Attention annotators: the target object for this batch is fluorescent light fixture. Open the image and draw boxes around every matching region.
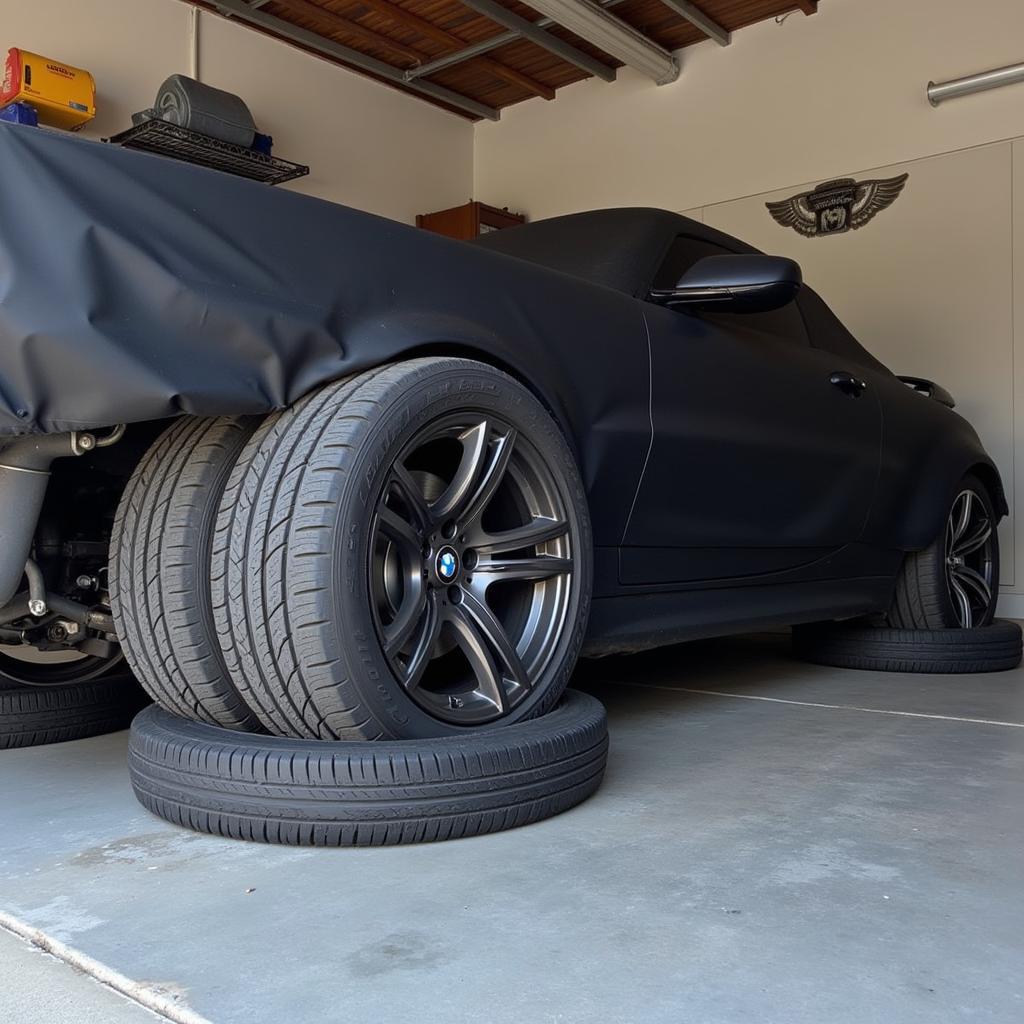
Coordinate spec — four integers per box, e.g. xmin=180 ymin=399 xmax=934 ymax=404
xmin=524 ymin=0 xmax=680 ymax=85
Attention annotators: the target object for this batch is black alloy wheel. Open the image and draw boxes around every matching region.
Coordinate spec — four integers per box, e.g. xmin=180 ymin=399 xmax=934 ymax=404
xmin=212 ymin=358 xmax=593 ymax=741
xmin=943 ymin=487 xmax=995 ymax=628
xmin=888 ymin=474 xmax=1000 ymax=631
xmin=370 ymin=413 xmax=575 ymax=726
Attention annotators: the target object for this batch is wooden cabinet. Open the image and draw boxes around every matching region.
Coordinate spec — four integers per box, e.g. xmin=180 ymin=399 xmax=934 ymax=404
xmin=416 ymin=201 xmax=525 ymax=240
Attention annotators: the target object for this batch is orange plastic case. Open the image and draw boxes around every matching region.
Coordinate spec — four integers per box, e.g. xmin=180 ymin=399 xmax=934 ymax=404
xmin=0 ymin=48 xmax=95 ymax=130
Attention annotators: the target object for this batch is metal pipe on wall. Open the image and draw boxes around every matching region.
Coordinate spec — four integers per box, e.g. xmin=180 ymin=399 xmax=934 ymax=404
xmin=928 ymin=61 xmax=1024 ymax=106
xmin=189 ymin=5 xmax=200 ymax=80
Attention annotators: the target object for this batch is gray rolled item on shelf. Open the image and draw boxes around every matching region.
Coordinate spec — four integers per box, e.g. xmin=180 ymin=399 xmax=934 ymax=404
xmin=154 ymin=75 xmax=256 ymax=147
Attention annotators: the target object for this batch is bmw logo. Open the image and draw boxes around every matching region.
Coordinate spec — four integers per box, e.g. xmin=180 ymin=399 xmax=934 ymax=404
xmin=436 ymin=547 xmax=459 ymax=582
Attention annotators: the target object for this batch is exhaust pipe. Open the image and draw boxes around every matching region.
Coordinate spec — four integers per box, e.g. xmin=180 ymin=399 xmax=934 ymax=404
xmin=0 ymin=430 xmax=105 ymax=608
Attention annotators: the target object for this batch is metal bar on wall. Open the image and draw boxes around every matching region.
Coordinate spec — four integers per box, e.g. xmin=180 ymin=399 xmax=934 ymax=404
xmin=928 ymin=62 xmax=1024 ymax=106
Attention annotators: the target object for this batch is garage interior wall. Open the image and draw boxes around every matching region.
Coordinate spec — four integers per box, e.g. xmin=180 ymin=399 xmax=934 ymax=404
xmin=474 ymin=0 xmax=1024 ymax=616
xmin=1 ymin=0 xmax=474 ymax=223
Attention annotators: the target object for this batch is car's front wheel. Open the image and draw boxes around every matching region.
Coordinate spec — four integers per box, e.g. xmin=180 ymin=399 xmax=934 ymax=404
xmin=888 ymin=473 xmax=998 ymax=630
xmin=213 ymin=357 xmax=593 ymax=740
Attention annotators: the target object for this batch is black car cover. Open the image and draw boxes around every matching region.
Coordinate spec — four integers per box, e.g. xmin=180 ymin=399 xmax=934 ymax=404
xmin=0 ymin=121 xmax=655 ymax=444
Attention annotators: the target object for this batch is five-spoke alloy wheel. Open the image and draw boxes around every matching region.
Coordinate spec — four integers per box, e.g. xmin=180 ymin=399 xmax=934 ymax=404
xmin=943 ymin=488 xmax=995 ymax=628
xmin=213 ymin=358 xmax=592 ymax=741
xmin=371 ymin=414 xmax=575 ymax=725
xmin=888 ymin=474 xmax=999 ymax=631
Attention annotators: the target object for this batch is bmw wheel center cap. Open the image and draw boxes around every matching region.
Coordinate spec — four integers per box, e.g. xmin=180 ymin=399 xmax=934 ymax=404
xmin=436 ymin=547 xmax=460 ymax=582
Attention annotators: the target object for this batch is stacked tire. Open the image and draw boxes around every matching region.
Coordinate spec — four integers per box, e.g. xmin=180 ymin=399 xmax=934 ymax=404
xmin=112 ymin=359 xmax=608 ymax=846
xmin=795 ymin=473 xmax=1022 ymax=673
xmin=0 ymin=672 xmax=148 ymax=750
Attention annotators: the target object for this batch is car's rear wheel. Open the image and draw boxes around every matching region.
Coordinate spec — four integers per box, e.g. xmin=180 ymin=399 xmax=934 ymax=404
xmin=213 ymin=357 xmax=592 ymax=740
xmin=888 ymin=474 xmax=999 ymax=630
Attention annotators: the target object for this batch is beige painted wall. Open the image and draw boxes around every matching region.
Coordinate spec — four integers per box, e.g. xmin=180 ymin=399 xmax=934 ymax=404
xmin=473 ymin=0 xmax=1024 ymax=220
xmin=2 ymin=0 xmax=474 ymax=222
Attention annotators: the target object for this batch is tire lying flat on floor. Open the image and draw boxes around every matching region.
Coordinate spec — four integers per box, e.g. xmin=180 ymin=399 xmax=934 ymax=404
xmin=0 ymin=675 xmax=148 ymax=749
xmin=128 ymin=689 xmax=608 ymax=846
xmin=793 ymin=619 xmax=1022 ymax=673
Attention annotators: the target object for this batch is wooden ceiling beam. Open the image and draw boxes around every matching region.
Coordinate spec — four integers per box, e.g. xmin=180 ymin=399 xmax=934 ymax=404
xmin=287 ymin=0 xmax=555 ymax=100
xmin=657 ymin=0 xmax=729 ymax=46
xmin=458 ymin=0 xmax=617 ymax=82
xmin=794 ymin=1 xmax=818 ymax=13
xmin=478 ymin=58 xmax=556 ymax=99
xmin=271 ymin=0 xmax=426 ymax=63
xmin=209 ymin=0 xmax=499 ymax=119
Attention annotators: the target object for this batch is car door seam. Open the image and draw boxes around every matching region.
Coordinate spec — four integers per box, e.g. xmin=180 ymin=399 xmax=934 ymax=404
xmin=620 ymin=310 xmax=655 ymax=545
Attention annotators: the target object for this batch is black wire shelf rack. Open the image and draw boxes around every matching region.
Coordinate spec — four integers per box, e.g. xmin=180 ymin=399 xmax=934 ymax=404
xmin=106 ymin=119 xmax=309 ymax=186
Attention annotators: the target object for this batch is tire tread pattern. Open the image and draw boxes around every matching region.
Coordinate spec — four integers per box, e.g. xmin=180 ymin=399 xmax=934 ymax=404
xmin=794 ymin=619 xmax=1022 ymax=673
xmin=127 ymin=690 xmax=608 ymax=846
xmin=213 ymin=358 xmax=590 ymax=741
xmin=1 ymin=676 xmax=148 ymax=749
xmin=111 ymin=417 xmax=261 ymax=729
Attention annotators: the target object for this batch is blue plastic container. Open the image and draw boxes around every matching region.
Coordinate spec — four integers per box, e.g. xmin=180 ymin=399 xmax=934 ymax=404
xmin=0 ymin=101 xmax=38 ymax=126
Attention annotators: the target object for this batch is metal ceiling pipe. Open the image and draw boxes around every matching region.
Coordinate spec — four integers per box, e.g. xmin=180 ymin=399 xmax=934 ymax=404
xmin=211 ymin=0 xmax=500 ymax=120
xmin=457 ymin=0 xmax=617 ymax=82
xmin=406 ymin=0 xmax=629 ymax=82
xmin=520 ymin=0 xmax=680 ymax=84
xmin=928 ymin=61 xmax=1024 ymax=106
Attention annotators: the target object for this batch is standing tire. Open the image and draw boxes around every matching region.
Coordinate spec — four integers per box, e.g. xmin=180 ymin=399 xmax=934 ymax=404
xmin=213 ymin=358 xmax=592 ymax=740
xmin=128 ymin=689 xmax=608 ymax=846
xmin=888 ymin=473 xmax=999 ymax=629
xmin=1 ymin=675 xmax=148 ymax=749
xmin=110 ymin=416 xmax=263 ymax=730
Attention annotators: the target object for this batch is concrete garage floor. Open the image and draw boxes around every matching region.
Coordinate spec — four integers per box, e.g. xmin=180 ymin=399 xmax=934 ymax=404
xmin=2 ymin=632 xmax=1022 ymax=1024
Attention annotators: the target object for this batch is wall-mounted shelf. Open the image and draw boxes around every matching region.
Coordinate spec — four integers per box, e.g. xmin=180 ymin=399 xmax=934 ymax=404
xmin=106 ymin=119 xmax=308 ymax=185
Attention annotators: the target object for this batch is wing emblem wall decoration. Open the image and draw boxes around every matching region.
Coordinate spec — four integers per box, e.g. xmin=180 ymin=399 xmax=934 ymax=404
xmin=766 ymin=173 xmax=909 ymax=237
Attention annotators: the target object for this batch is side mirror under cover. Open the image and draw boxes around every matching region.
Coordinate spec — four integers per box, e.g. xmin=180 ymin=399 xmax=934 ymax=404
xmin=650 ymin=254 xmax=802 ymax=314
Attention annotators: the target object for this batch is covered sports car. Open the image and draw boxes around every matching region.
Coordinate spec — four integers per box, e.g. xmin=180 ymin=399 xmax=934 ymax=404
xmin=0 ymin=122 xmax=1008 ymax=744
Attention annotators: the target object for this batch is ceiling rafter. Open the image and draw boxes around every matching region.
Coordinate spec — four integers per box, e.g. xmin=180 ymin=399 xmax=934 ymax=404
xmin=513 ymin=0 xmax=679 ymax=85
xmin=210 ymin=0 xmax=500 ymax=118
xmin=270 ymin=0 xmax=427 ymax=64
xmin=208 ymin=1 xmax=828 ymax=119
xmin=272 ymin=0 xmax=555 ymax=99
xmin=456 ymin=0 xmax=618 ymax=82
xmin=405 ymin=0 xmax=628 ymax=81
xmin=657 ymin=0 xmax=730 ymax=46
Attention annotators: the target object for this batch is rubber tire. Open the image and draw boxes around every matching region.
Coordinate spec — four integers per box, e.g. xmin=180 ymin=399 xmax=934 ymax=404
xmin=127 ymin=689 xmax=608 ymax=846
xmin=793 ymin=619 xmax=1022 ymax=673
xmin=0 ymin=675 xmax=149 ymax=749
xmin=212 ymin=358 xmax=592 ymax=740
xmin=111 ymin=416 xmax=263 ymax=731
xmin=888 ymin=474 xmax=999 ymax=629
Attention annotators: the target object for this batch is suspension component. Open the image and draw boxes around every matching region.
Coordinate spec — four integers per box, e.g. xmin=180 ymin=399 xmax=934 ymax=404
xmin=0 ymin=425 xmax=125 ymax=607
